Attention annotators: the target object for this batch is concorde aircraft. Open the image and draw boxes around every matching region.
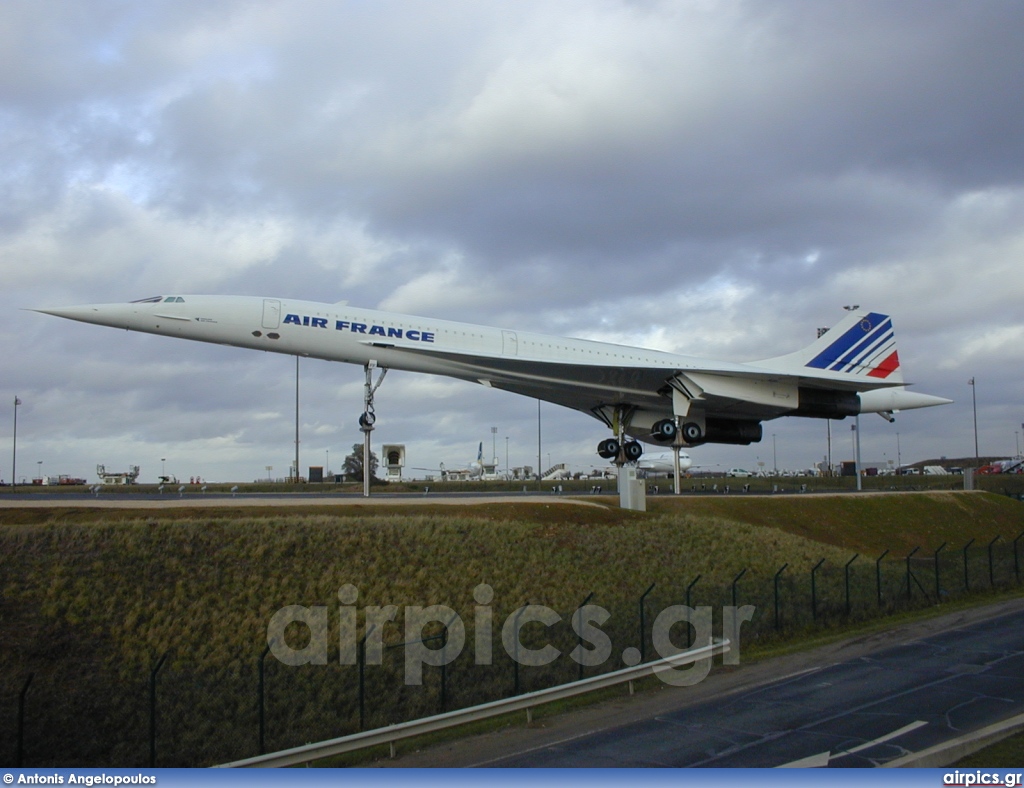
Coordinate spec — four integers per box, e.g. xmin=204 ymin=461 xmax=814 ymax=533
xmin=36 ymin=295 xmax=951 ymax=463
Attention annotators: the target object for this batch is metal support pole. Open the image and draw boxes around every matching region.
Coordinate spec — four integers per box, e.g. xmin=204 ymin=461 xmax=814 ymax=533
xmin=149 ymin=651 xmax=169 ymax=768
xmin=988 ymin=535 xmax=1002 ymax=587
xmin=774 ymin=564 xmax=788 ymax=630
xmin=811 ymin=559 xmax=825 ymax=621
xmin=17 ymin=673 xmax=32 ymax=767
xmin=638 ymin=583 xmax=655 ymax=663
xmin=685 ymin=575 xmax=701 ymax=648
xmin=577 ymin=592 xmax=594 ymax=681
xmin=963 ymin=538 xmax=975 ymax=592
xmin=844 ymin=554 xmax=859 ymax=617
xmin=906 ymin=547 xmax=920 ymax=601
xmin=876 ymin=549 xmax=890 ymax=608
xmin=258 ymin=643 xmax=271 ymax=754
xmin=934 ymin=543 xmax=947 ymax=602
xmin=294 ymin=356 xmax=300 ymax=483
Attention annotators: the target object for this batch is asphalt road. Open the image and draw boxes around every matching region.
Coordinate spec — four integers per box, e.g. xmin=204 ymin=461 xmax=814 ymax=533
xmin=384 ymin=598 xmax=1024 ymax=768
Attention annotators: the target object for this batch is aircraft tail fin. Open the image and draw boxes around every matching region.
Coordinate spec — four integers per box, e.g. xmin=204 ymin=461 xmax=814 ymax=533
xmin=477 ymin=442 xmax=483 ymax=462
xmin=761 ymin=310 xmax=904 ymax=385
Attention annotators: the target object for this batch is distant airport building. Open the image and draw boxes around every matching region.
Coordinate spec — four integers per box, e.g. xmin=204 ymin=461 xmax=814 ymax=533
xmin=382 ymin=444 xmax=406 ymax=481
xmin=96 ymin=464 xmax=140 ymax=485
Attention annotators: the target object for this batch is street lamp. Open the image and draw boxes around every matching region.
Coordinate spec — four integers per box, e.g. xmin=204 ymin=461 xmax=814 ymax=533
xmin=772 ymin=433 xmax=777 ymax=474
xmin=161 ymin=458 xmax=166 ymax=480
xmin=505 ymin=436 xmax=509 ymax=479
xmin=37 ymin=460 xmax=42 ymax=483
xmin=491 ymin=426 xmax=497 ymax=467
xmin=11 ymin=396 xmax=21 ymax=488
xmin=969 ymin=378 xmax=978 ymax=460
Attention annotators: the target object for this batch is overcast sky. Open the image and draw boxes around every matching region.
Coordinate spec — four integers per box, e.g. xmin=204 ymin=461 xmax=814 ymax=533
xmin=3 ymin=0 xmax=1023 ymax=484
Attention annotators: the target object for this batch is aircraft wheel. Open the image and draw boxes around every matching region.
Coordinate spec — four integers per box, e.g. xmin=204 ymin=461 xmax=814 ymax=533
xmin=681 ymin=421 xmax=704 ymax=444
xmin=651 ymin=418 xmax=677 ymax=443
xmin=623 ymin=440 xmax=644 ymax=462
xmin=597 ymin=438 xmax=620 ymax=460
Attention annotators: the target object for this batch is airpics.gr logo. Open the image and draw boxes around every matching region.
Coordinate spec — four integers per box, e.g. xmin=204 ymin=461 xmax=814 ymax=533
xmin=266 ymin=584 xmax=754 ymax=687
xmin=283 ymin=313 xmax=436 ymax=342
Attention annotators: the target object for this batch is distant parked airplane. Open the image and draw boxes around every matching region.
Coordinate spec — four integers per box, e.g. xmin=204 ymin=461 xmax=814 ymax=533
xmin=36 ymin=296 xmax=951 ymax=464
xmin=636 ymin=451 xmax=694 ymax=477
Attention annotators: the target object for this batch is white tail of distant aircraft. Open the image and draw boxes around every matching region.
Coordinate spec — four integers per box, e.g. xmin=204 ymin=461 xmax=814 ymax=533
xmin=35 ymin=296 xmax=951 ymax=463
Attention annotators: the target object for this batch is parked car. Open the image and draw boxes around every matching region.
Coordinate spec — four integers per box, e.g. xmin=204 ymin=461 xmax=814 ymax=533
xmin=726 ymin=468 xmax=753 ymax=477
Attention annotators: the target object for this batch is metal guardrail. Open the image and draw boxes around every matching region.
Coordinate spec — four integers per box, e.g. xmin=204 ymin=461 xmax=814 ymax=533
xmin=218 ymin=638 xmax=730 ymax=768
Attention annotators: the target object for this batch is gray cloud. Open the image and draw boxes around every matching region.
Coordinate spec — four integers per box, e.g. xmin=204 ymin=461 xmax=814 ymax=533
xmin=3 ymin=0 xmax=1023 ymax=483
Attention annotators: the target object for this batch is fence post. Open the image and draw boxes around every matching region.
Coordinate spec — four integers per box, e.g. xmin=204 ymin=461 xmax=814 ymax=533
xmin=774 ymin=564 xmax=788 ymax=630
xmin=811 ymin=559 xmax=825 ymax=622
xmin=149 ymin=651 xmax=169 ymax=768
xmin=358 ymin=624 xmax=375 ymax=731
xmin=963 ymin=538 xmax=975 ymax=592
xmin=685 ymin=575 xmax=701 ymax=648
xmin=988 ymin=536 xmax=1002 ymax=587
xmin=933 ymin=543 xmax=947 ymax=602
xmin=577 ymin=592 xmax=594 ymax=681
xmin=876 ymin=549 xmax=890 ymax=608
xmin=638 ymin=583 xmax=656 ymax=663
xmin=511 ymin=603 xmax=529 ymax=696
xmin=17 ymin=673 xmax=32 ymax=768
xmin=905 ymin=547 xmax=920 ymax=601
xmin=1015 ymin=530 xmax=1024 ymax=584
xmin=439 ymin=612 xmax=459 ymax=714
xmin=258 ymin=643 xmax=271 ymax=754
xmin=844 ymin=554 xmax=859 ymax=617
xmin=731 ymin=569 xmax=747 ymax=611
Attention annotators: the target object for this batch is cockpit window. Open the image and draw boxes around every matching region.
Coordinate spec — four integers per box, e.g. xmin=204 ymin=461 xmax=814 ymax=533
xmin=161 ymin=296 xmax=185 ymax=302
xmin=131 ymin=296 xmax=164 ymax=303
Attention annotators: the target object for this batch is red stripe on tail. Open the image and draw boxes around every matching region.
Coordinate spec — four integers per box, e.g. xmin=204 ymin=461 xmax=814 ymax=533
xmin=867 ymin=351 xmax=900 ymax=379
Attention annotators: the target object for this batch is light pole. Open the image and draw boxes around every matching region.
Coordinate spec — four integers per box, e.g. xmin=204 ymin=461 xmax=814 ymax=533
xmin=326 ymin=449 xmax=330 ymax=477
xmin=491 ymin=426 xmax=497 ymax=467
xmin=505 ymin=436 xmax=509 ymax=479
xmin=11 ymin=396 xmax=21 ymax=488
xmin=852 ymin=419 xmax=862 ymax=492
xmin=161 ymin=458 xmax=166 ymax=480
xmin=772 ymin=433 xmax=777 ymax=475
xmin=37 ymin=461 xmax=42 ymax=483
xmin=969 ymin=377 xmax=978 ymax=461
xmin=896 ymin=432 xmax=901 ymax=472
xmin=1016 ymin=429 xmax=1020 ymax=459
xmin=536 ymin=399 xmax=542 ymax=489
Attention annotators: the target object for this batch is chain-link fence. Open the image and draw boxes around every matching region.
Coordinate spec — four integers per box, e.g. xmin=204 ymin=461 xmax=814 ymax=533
xmin=3 ymin=531 xmax=1022 ymax=767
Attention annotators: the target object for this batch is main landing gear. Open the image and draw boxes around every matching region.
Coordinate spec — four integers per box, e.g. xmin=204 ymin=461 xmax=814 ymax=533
xmin=597 ymin=437 xmax=643 ymax=463
xmin=360 ymin=362 xmax=387 ymax=498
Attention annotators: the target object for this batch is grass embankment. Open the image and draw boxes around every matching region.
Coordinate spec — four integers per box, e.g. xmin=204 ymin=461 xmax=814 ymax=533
xmin=1 ymin=492 xmax=1022 ymax=766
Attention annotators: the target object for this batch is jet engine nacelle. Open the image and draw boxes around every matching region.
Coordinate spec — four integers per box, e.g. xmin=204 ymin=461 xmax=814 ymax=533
xmin=793 ymin=387 xmax=860 ymax=419
xmin=703 ymin=418 xmax=763 ymax=446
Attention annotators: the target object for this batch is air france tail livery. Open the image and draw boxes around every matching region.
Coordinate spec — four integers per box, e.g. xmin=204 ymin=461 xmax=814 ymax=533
xmin=35 ymin=295 xmax=950 ymax=462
